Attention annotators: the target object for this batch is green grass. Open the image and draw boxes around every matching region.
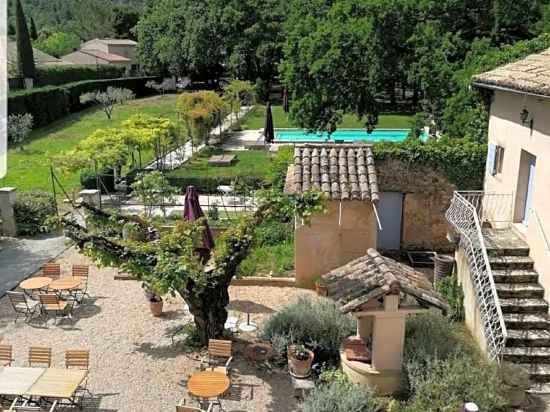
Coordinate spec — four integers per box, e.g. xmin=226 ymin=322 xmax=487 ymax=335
xmin=237 ymin=241 xmax=295 ymax=278
xmin=1 ymin=94 xmax=179 ymax=193
xmin=166 ymin=148 xmax=271 ymax=181
xmin=241 ymin=104 xmax=415 ymax=130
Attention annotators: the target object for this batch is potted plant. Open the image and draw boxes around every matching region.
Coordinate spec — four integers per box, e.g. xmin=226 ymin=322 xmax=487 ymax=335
xmin=314 ymin=276 xmax=329 ymax=296
xmin=142 ymin=282 xmax=164 ymax=317
xmin=288 ymin=344 xmax=314 ymax=378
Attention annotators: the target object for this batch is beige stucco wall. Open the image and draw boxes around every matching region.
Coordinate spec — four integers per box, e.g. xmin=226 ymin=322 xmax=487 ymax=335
xmin=455 ymin=247 xmax=489 ymax=356
xmin=377 ymin=158 xmax=457 ymax=251
xmin=485 ymin=90 xmax=550 ymax=301
xmin=295 ymin=200 xmax=377 ymax=287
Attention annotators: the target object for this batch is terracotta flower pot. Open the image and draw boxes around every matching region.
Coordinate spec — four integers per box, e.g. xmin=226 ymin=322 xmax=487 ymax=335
xmin=149 ymin=299 xmax=163 ymax=317
xmin=315 ymin=281 xmax=328 ymax=297
xmin=288 ymin=345 xmax=314 ymax=378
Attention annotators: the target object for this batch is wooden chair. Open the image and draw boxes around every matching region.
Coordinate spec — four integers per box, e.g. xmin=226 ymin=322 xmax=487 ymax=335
xmin=202 ymin=339 xmax=233 ymax=375
xmin=0 ymin=344 xmax=14 ymax=366
xmin=65 ymin=349 xmax=89 ymax=370
xmin=28 ymin=346 xmax=51 ymax=368
xmin=6 ymin=292 xmax=40 ymax=323
xmin=38 ymin=294 xmax=73 ymax=324
xmin=176 ymin=399 xmax=213 ymax=412
xmin=8 ymin=399 xmax=57 ymax=412
xmin=71 ymin=265 xmax=90 ymax=301
xmin=42 ymin=263 xmax=61 ymax=280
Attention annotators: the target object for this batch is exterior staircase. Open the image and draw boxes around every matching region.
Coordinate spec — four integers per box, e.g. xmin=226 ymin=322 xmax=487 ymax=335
xmin=484 ymin=229 xmax=550 ymax=392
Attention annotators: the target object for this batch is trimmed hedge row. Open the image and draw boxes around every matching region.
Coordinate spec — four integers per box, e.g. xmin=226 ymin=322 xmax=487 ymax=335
xmin=8 ymin=76 xmax=160 ymax=128
xmin=164 ymin=174 xmax=265 ymax=193
xmin=35 ymin=65 xmax=126 ymax=87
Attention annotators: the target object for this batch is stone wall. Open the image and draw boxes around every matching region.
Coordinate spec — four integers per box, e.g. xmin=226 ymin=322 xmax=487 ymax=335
xmin=376 ymin=158 xmax=456 ymax=251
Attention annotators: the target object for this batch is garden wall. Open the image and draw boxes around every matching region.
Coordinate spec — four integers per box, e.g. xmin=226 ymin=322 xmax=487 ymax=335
xmin=376 ymin=158 xmax=456 ymax=251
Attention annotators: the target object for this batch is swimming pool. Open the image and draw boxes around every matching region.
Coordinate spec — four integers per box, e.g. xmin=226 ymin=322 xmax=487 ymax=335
xmin=274 ymin=128 xmax=425 ymax=143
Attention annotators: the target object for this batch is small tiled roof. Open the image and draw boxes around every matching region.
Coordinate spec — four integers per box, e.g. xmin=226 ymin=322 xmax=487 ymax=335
xmin=323 ymin=248 xmax=449 ymax=314
xmin=82 ymin=38 xmax=138 ymax=47
xmin=286 ymin=143 xmax=379 ymax=202
xmin=473 ymin=48 xmax=550 ymax=97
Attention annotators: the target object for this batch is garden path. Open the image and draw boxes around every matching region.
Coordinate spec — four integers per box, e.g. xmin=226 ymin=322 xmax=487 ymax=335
xmin=0 ymin=234 xmax=68 ymax=297
xmin=145 ymin=106 xmax=253 ymax=170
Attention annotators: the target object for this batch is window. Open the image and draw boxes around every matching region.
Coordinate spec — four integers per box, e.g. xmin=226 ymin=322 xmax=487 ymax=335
xmin=495 ymin=145 xmax=505 ymax=174
xmin=487 ymin=144 xmax=505 ymax=176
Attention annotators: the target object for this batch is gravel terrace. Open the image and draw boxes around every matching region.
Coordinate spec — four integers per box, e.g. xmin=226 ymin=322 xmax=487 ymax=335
xmin=0 ymin=247 xmax=315 ymax=412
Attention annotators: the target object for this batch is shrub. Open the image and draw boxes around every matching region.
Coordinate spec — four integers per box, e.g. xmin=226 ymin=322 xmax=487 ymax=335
xmin=261 ymin=296 xmax=355 ymax=362
xmin=14 ymin=191 xmax=58 ymax=236
xmin=253 ymin=220 xmax=293 ymax=247
xmin=164 ymin=174 xmax=265 ymax=194
xmin=266 ymin=145 xmax=294 ymax=189
xmin=8 ymin=76 xmax=159 ymax=128
xmin=80 ymin=168 xmax=115 ymax=193
xmin=436 ymin=275 xmax=465 ymax=322
xmin=405 ymin=355 xmax=507 ymax=411
xmin=303 ymin=380 xmax=380 ymax=412
xmin=7 ymin=113 xmax=33 ymax=149
xmin=236 ymin=241 xmax=294 ymax=277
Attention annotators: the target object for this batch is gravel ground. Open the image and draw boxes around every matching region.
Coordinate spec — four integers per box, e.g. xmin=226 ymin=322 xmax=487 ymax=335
xmin=0 ymin=247 xmax=315 ymax=412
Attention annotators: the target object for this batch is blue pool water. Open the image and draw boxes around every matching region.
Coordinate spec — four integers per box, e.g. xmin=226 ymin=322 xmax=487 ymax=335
xmin=274 ymin=128 xmax=425 ymax=142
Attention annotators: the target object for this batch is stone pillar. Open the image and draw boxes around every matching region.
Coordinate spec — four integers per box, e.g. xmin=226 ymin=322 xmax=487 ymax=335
xmin=0 ymin=187 xmax=17 ymax=236
xmin=79 ymin=189 xmax=101 ymax=208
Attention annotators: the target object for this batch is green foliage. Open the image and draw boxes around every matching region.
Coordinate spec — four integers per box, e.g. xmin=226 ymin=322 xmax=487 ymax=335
xmin=80 ymin=87 xmax=135 ymax=119
xmin=373 ymin=138 xmax=487 ymax=190
xmin=252 ymin=220 xmax=293 ymax=247
xmin=7 ymin=113 xmax=33 ymax=149
xmin=176 ymin=91 xmax=227 ymax=145
xmin=130 ymin=171 xmax=178 ymax=217
xmin=436 ymin=275 xmax=465 ymax=322
xmin=223 ymin=80 xmax=255 ymax=123
xmin=236 ymin=240 xmax=294 ymax=277
xmin=261 ymin=296 xmax=355 ymax=359
xmin=303 ymin=380 xmax=380 ymax=412
xmin=266 ymin=145 xmax=294 ymax=190
xmin=8 ymin=76 xmax=159 ymax=128
xmin=33 ymin=31 xmax=80 ymax=58
xmin=35 ymin=65 xmax=126 ymax=87
xmin=257 ymin=189 xmax=328 ymax=225
xmin=14 ymin=190 xmax=57 ymax=236
xmin=14 ymin=0 xmax=35 ymax=78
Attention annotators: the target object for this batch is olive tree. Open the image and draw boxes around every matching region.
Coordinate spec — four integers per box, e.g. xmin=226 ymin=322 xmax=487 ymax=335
xmin=7 ymin=113 xmax=33 ymax=150
xmin=80 ymin=87 xmax=135 ymax=119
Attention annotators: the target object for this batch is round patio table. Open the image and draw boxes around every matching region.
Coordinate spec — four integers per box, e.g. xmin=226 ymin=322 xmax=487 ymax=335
xmin=20 ymin=277 xmax=52 ymax=291
xmin=187 ymin=371 xmax=230 ymax=400
xmin=48 ymin=277 xmax=81 ymax=291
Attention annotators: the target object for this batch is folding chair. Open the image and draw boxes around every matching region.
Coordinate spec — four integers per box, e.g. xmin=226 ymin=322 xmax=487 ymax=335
xmin=38 ymin=294 xmax=73 ymax=324
xmin=41 ymin=263 xmax=61 ymax=280
xmin=71 ymin=265 xmax=90 ymax=302
xmin=176 ymin=399 xmax=214 ymax=412
xmin=6 ymin=292 xmax=40 ymax=323
xmin=65 ymin=349 xmax=90 ymax=407
xmin=8 ymin=399 xmax=57 ymax=411
xmin=28 ymin=346 xmax=51 ymax=368
xmin=0 ymin=345 xmax=14 ymax=366
xmin=202 ymin=339 xmax=233 ymax=376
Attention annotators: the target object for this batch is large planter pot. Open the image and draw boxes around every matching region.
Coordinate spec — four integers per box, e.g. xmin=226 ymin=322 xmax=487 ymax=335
xmin=288 ymin=345 xmax=314 ymax=378
xmin=149 ymin=299 xmax=163 ymax=317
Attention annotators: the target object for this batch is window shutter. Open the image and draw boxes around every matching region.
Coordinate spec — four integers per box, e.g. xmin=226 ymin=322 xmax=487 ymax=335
xmin=487 ymin=143 xmax=497 ymax=176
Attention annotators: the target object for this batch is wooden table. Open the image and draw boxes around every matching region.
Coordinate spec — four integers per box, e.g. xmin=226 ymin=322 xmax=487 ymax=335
xmin=188 ymin=371 xmax=230 ymax=399
xmin=20 ymin=277 xmax=52 ymax=291
xmin=0 ymin=367 xmax=45 ymax=396
xmin=26 ymin=368 xmax=87 ymax=398
xmin=48 ymin=277 xmax=81 ymax=291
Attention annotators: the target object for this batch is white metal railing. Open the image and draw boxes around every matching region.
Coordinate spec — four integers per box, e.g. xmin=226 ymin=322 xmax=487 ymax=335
xmin=446 ymin=191 xmax=507 ymax=361
xmin=458 ymin=191 xmax=514 ymax=227
xmin=533 ymin=209 xmax=550 ymax=253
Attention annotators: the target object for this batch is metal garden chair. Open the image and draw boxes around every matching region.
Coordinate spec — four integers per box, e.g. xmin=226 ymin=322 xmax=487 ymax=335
xmin=0 ymin=344 xmax=14 ymax=366
xmin=176 ymin=399 xmax=214 ymax=412
xmin=38 ymin=294 xmax=73 ymax=324
xmin=71 ymin=265 xmax=90 ymax=302
xmin=202 ymin=339 xmax=233 ymax=376
xmin=28 ymin=346 xmax=51 ymax=368
xmin=65 ymin=349 xmax=90 ymax=407
xmin=6 ymin=292 xmax=40 ymax=323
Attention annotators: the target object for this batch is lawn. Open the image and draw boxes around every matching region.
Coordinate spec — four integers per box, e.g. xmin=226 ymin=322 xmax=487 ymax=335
xmin=241 ymin=104 xmax=415 ymax=130
xmin=1 ymin=94 xmax=179 ymax=193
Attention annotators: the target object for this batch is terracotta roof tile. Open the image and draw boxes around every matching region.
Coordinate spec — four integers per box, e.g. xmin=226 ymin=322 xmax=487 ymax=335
xmin=286 ymin=143 xmax=379 ymax=202
xmin=473 ymin=48 xmax=550 ymax=97
xmin=323 ymin=249 xmax=449 ymax=313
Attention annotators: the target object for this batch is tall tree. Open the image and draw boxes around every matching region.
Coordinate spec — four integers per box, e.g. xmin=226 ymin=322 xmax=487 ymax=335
xmin=29 ymin=16 xmax=38 ymax=40
xmin=14 ymin=0 xmax=36 ymax=79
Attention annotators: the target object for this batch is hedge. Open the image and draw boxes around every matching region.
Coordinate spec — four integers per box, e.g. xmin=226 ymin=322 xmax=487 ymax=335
xmin=373 ymin=137 xmax=487 ymax=190
xmin=35 ymin=65 xmax=126 ymax=87
xmin=164 ymin=174 xmax=265 ymax=194
xmin=8 ymin=76 xmax=160 ymax=128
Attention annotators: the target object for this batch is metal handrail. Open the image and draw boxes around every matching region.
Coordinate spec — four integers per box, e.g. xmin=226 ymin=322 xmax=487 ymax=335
xmin=533 ymin=209 xmax=550 ymax=253
xmin=446 ymin=191 xmax=507 ymax=361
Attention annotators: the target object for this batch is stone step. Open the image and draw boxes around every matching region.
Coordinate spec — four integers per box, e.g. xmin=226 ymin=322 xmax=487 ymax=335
xmin=500 ymin=298 xmax=549 ymax=314
xmin=503 ymin=346 xmax=550 ymax=364
xmin=496 ymin=283 xmax=545 ymax=299
xmin=493 ymin=269 xmax=539 ymax=284
xmin=519 ymin=364 xmax=550 ymax=383
xmin=504 ymin=313 xmax=550 ymax=330
xmin=489 ymin=255 xmax=534 ymax=270
xmin=486 ymin=247 xmax=530 ymax=257
xmin=506 ymin=330 xmax=550 ymax=347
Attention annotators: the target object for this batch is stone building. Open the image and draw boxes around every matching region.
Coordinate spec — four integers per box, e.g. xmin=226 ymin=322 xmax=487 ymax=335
xmin=285 ymin=143 xmax=456 ymax=287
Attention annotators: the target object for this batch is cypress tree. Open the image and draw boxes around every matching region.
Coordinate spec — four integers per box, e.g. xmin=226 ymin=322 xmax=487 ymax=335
xmin=14 ymin=0 xmax=36 ymax=79
xmin=29 ymin=16 xmax=38 ymax=40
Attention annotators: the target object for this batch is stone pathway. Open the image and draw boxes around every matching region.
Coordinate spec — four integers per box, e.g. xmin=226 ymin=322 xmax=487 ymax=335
xmin=145 ymin=106 xmax=253 ymax=170
xmin=0 ymin=234 xmax=68 ymax=297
